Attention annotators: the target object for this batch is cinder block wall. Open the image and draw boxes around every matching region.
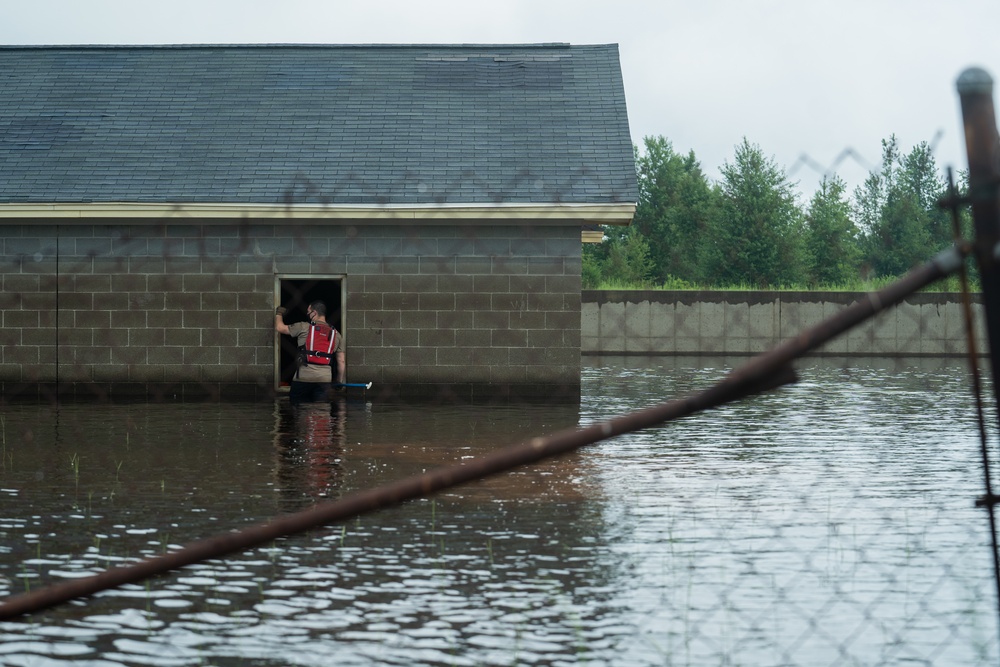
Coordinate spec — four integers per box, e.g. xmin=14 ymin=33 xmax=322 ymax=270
xmin=0 ymin=220 xmax=581 ymax=399
xmin=582 ymin=290 xmax=986 ymax=356
xmin=350 ymin=224 xmax=582 ymax=394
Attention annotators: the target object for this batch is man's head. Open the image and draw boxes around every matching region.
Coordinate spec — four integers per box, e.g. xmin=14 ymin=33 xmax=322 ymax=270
xmin=307 ymin=301 xmax=327 ymax=320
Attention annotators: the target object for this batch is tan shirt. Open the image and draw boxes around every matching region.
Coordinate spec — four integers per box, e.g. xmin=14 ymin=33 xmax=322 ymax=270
xmin=288 ymin=321 xmax=344 ymax=383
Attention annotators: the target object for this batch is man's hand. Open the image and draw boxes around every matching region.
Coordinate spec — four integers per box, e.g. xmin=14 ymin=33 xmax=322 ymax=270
xmin=275 ymin=306 xmax=287 ymax=316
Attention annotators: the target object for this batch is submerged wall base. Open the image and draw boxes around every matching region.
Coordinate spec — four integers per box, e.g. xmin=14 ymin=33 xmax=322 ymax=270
xmin=0 ymin=381 xmax=580 ymax=404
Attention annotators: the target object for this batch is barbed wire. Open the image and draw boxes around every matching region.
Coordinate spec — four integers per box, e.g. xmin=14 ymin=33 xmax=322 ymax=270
xmin=785 ymin=129 xmax=947 ymax=184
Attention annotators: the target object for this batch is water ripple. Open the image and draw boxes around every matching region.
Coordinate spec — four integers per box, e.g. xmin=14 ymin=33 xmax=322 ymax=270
xmin=0 ymin=360 xmax=995 ymax=665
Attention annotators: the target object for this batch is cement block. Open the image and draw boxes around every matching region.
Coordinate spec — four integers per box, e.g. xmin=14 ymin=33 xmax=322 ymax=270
xmin=184 ymin=346 xmax=220 ymax=366
xmin=420 ymin=329 xmax=456 ymax=347
xmin=700 ymin=302 xmax=725 ymax=338
xmin=781 ymin=302 xmax=823 ymax=338
xmin=747 ymin=301 xmax=777 ymax=341
xmin=846 ymin=320 xmax=876 ymax=354
xmin=871 ymin=310 xmax=896 ymax=342
xmin=439 ymin=311 xmax=475 ymax=329
xmin=724 ymin=302 xmax=750 ymax=338
xmin=625 ymin=301 xmax=651 ymax=340
xmin=649 ymin=302 xmax=675 ymax=339
xmin=940 ymin=337 xmax=968 ymax=355
xmin=941 ymin=303 xmax=966 ymax=340
xmin=723 ymin=336 xmax=750 ymax=354
xmin=700 ymin=336 xmax=725 ymax=354
xmin=818 ymin=331 xmax=849 ymax=354
xmin=599 ymin=332 xmax=626 ymax=354
xmin=365 ymin=346 xmax=403 ymax=366
xmin=492 ymin=329 xmax=528 ymax=347
xmin=4 ymin=345 xmax=39 ymax=364
xmin=129 ymin=364 xmax=166 ymax=382
xmin=916 ymin=302 xmax=947 ymax=340
xmin=474 ymin=310 xmax=509 ymax=330
xmin=489 ymin=364 xmax=527 ymax=383
xmin=894 ymin=309 xmax=922 ymax=352
xmin=543 ymin=310 xmax=576 ymax=331
xmin=599 ymin=302 xmax=626 ymax=339
xmin=527 ymin=257 xmax=564 ymax=275
xmin=148 ymin=347 xmax=184 ymax=364
xmin=675 ymin=336 xmax=700 ymax=353
xmin=919 ymin=337 xmax=952 ymax=355
xmin=201 ymin=364 xmax=242 ymax=382
xmin=625 ymin=333 xmax=656 ymax=353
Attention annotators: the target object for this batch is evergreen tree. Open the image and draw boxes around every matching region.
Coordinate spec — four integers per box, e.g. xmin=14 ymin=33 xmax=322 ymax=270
xmin=854 ymin=136 xmax=945 ymax=278
xmin=602 ymin=226 xmax=654 ymax=286
xmin=581 ymin=224 xmax=654 ymax=288
xmin=804 ymin=175 xmax=860 ymax=286
xmin=902 ymin=141 xmax=949 ymax=249
xmin=632 ymin=136 xmax=718 ymax=283
xmin=702 ymin=138 xmax=806 ymax=287
xmin=581 ymin=241 xmax=604 ymax=289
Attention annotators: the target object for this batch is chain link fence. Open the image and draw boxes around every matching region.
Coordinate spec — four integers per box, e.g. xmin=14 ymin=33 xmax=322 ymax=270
xmin=2 ymin=78 xmax=1000 ymax=666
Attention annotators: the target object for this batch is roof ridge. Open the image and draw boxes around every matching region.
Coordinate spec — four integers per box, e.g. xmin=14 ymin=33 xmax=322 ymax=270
xmin=0 ymin=42 xmax=593 ymax=51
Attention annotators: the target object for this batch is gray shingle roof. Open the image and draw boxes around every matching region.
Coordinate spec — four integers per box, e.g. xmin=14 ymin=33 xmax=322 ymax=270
xmin=0 ymin=44 xmax=638 ymax=206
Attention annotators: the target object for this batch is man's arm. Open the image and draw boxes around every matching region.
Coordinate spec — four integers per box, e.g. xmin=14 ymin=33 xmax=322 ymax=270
xmin=335 ymin=351 xmax=346 ymax=384
xmin=274 ymin=307 xmax=291 ymax=335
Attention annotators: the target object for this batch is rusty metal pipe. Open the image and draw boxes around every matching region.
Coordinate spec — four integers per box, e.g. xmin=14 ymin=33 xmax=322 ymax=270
xmin=958 ymin=67 xmax=1000 ymax=433
xmin=957 ymin=65 xmax=1000 ymax=654
xmin=0 ymin=246 xmax=963 ymax=620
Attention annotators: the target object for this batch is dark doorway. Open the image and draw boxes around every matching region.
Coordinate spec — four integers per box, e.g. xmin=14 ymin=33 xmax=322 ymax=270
xmin=277 ymin=277 xmax=344 ymax=388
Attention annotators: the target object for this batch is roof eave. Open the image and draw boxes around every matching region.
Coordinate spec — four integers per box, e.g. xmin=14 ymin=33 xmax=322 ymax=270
xmin=0 ymin=202 xmax=637 ymax=225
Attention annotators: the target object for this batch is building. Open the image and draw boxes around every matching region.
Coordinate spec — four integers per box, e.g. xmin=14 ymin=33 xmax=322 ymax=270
xmin=0 ymin=43 xmax=637 ymax=401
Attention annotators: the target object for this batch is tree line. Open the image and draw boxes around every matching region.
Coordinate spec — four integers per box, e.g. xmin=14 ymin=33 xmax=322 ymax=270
xmin=584 ymin=135 xmax=970 ymax=290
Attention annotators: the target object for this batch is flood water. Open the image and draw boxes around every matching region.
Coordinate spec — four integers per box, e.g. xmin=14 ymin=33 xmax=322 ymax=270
xmin=0 ymin=357 xmax=998 ymax=666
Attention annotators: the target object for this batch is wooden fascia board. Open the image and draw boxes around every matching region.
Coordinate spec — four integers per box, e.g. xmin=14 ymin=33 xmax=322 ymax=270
xmin=0 ymin=202 xmax=636 ymax=225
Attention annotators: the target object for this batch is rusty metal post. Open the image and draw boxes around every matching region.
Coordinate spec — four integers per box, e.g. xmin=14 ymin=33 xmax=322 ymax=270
xmin=957 ymin=67 xmax=1000 ymax=652
xmin=958 ymin=67 xmax=1000 ymax=408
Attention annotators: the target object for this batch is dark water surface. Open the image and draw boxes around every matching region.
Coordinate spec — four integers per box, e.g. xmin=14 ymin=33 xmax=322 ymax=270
xmin=0 ymin=357 xmax=997 ymax=666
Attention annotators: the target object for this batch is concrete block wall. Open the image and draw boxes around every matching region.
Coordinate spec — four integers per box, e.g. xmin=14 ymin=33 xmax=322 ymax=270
xmin=0 ymin=221 xmax=581 ymax=399
xmin=349 ymin=224 xmax=582 ymax=393
xmin=582 ymin=290 xmax=986 ymax=356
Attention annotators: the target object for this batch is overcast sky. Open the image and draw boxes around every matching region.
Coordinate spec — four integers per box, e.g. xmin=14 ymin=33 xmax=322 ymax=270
xmin=4 ymin=0 xmax=998 ymax=201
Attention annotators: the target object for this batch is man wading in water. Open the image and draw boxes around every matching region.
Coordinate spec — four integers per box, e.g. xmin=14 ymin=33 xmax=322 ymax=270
xmin=275 ymin=300 xmax=346 ymax=403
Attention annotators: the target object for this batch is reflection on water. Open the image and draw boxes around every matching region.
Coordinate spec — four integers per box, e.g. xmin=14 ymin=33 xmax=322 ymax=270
xmin=0 ymin=357 xmax=998 ymax=665
xmin=273 ymin=400 xmax=348 ymax=511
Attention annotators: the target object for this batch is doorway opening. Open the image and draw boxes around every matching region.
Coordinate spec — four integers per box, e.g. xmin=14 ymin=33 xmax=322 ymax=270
xmin=275 ymin=275 xmax=345 ymax=391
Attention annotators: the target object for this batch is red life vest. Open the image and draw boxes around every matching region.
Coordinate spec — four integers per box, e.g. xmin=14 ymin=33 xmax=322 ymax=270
xmin=303 ymin=322 xmax=338 ymax=366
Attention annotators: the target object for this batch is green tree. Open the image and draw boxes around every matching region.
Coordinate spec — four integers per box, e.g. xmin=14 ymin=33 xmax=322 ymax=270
xmin=701 ymin=138 xmax=806 ymax=287
xmin=581 ymin=241 xmax=604 ymax=288
xmin=581 ymin=225 xmax=654 ymax=288
xmin=902 ymin=141 xmax=949 ymax=249
xmin=602 ymin=226 xmax=654 ymax=286
xmin=804 ymin=175 xmax=860 ymax=286
xmin=941 ymin=167 xmax=977 ymax=289
xmin=854 ymin=136 xmax=946 ymax=278
xmin=632 ymin=136 xmax=718 ymax=283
